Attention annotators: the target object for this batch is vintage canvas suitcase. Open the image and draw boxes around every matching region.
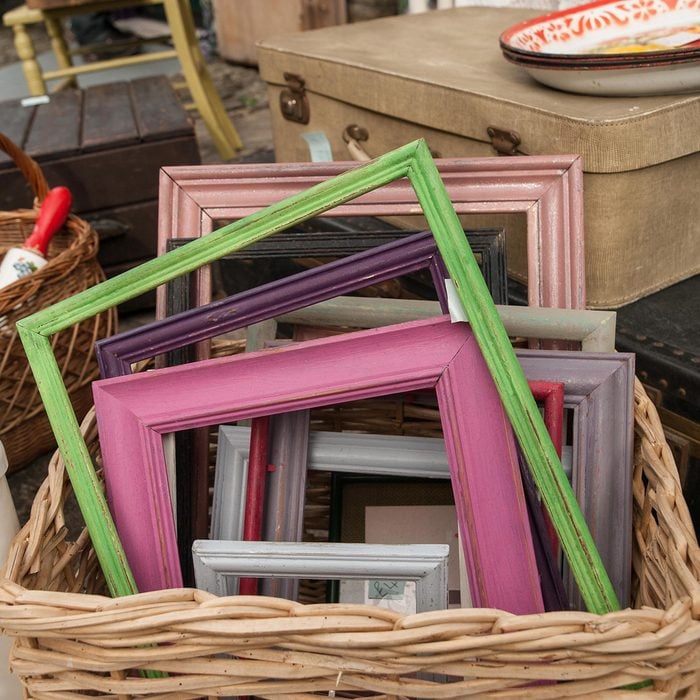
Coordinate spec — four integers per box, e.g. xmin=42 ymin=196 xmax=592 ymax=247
xmin=257 ymin=7 xmax=700 ymax=309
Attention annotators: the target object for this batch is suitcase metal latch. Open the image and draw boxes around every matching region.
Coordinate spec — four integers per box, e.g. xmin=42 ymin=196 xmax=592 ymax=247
xmin=280 ymin=73 xmax=310 ymax=125
xmin=487 ymin=126 xmax=521 ymax=156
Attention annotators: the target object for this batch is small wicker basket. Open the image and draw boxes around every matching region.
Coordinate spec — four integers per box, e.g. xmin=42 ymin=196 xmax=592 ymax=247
xmin=0 ymin=378 xmax=698 ymax=698
xmin=0 ymin=133 xmax=116 ymax=472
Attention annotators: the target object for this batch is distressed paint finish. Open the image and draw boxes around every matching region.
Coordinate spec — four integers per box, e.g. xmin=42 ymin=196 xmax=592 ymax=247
xmin=96 ymin=239 xmax=613 ymax=380
xmin=216 ymin=381 xmax=562 ymax=540
xmin=96 ymin=230 xmax=451 ymax=377
xmin=93 ymin=317 xmax=544 ymax=615
xmin=157 ymin=155 xmax=585 ymax=314
xmin=19 ymin=140 xmax=614 ymax=613
xmin=528 ymin=380 xmax=565 ymax=561
xmin=516 ymin=350 xmax=635 ymax=608
xmin=192 ymin=541 xmax=450 ymax=613
xmin=99 ymin=230 xmax=455 ymax=569
xmin=238 ymin=415 xmax=270 ymax=596
xmin=257 ymin=381 xmax=562 ymax=576
xmin=528 ymin=381 xmax=565 ymax=458
xmin=97 ymin=228 xmax=499 ymax=572
xmin=212 ymin=345 xmax=631 ymax=607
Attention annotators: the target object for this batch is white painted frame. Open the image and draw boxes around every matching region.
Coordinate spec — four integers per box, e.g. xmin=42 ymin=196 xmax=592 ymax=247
xmin=192 ymin=540 xmax=450 ymax=613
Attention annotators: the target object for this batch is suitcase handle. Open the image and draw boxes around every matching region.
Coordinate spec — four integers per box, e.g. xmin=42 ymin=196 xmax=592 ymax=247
xmin=341 ymin=124 xmax=522 ymax=158
xmin=342 ymin=125 xmax=371 ymax=162
xmin=342 ymin=124 xmax=441 ymax=161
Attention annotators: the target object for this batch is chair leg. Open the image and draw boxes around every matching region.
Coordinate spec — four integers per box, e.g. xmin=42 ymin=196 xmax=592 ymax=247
xmin=163 ymin=0 xmax=243 ymax=159
xmin=44 ymin=16 xmax=77 ymax=90
xmin=11 ymin=22 xmax=46 ymax=96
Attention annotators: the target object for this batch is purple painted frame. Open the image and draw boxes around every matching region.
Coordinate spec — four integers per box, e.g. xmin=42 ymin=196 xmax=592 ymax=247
xmin=96 ymin=230 xmax=449 ymax=378
xmin=157 ymin=156 xmax=585 ymax=319
xmin=95 ymin=231 xmax=451 ymax=575
xmin=92 ymin=316 xmax=545 ymax=615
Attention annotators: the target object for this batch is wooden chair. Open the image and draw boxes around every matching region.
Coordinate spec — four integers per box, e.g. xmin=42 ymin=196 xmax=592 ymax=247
xmin=2 ymin=0 xmax=243 ymax=159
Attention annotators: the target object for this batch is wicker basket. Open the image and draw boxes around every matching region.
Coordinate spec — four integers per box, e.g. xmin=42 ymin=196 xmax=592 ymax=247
xmin=0 ymin=378 xmax=698 ymax=698
xmin=0 ymin=133 xmax=116 ymax=472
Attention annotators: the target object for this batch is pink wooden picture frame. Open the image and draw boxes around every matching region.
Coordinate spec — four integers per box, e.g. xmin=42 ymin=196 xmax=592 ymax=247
xmin=92 ymin=316 xmax=545 ymax=615
xmin=157 ymin=156 xmax=585 ymax=319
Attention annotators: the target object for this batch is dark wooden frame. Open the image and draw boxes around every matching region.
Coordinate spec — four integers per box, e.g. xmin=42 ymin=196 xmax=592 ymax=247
xmin=164 ymin=225 xmax=508 ymax=325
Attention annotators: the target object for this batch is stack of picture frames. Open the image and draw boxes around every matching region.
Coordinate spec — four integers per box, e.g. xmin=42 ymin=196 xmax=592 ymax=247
xmin=18 ymin=144 xmax=635 ymax=638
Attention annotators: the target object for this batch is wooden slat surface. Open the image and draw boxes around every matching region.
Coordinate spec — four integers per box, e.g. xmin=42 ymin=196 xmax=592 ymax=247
xmin=0 ymin=77 xmax=193 ymax=172
xmin=82 ymin=81 xmax=139 ymax=152
xmin=129 ymin=75 xmax=193 ymax=142
xmin=23 ymin=89 xmax=82 ymax=160
xmin=0 ymin=100 xmax=35 ymax=167
xmin=0 ymin=135 xmax=199 ymax=210
xmin=0 ymin=76 xmax=197 ymax=219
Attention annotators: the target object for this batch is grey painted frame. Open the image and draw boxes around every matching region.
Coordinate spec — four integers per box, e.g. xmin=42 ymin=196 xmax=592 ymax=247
xmin=191 ymin=540 xmax=450 ymax=613
xmin=212 ymin=348 xmax=633 ymax=609
xmin=516 ymin=350 xmax=635 ymax=609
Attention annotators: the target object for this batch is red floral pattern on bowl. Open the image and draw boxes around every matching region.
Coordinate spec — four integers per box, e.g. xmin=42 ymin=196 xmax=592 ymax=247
xmin=501 ymin=0 xmax=700 ymax=58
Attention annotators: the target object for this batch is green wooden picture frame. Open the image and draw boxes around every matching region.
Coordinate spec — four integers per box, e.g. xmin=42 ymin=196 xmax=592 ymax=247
xmin=17 ymin=140 xmax=619 ymax=613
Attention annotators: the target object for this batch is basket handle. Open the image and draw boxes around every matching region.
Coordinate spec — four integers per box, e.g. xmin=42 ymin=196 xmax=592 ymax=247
xmin=0 ymin=132 xmax=50 ymax=204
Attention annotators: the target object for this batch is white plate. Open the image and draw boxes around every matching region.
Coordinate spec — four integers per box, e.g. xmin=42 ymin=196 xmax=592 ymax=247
xmin=519 ymin=59 xmax=700 ymax=95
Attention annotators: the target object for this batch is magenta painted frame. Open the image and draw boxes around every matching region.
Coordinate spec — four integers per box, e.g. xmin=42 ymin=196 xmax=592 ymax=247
xmin=92 ymin=316 xmax=544 ymax=615
xmin=242 ymin=379 xmax=564 ymax=605
xmin=157 ymin=156 xmax=585 ymax=319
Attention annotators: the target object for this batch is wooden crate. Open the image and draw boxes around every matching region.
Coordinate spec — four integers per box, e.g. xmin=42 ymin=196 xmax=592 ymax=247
xmin=0 ymin=76 xmax=200 ymax=308
xmin=212 ymin=0 xmax=346 ymax=65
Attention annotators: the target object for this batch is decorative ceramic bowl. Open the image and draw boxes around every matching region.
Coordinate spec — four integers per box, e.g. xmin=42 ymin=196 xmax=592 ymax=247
xmin=499 ymin=0 xmax=700 ymax=95
xmin=500 ymin=0 xmax=700 ymax=61
xmin=501 ymin=43 xmax=697 ymax=66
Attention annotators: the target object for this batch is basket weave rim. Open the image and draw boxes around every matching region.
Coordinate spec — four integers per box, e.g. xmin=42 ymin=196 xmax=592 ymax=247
xmin=0 ymin=379 xmax=698 ymax=697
